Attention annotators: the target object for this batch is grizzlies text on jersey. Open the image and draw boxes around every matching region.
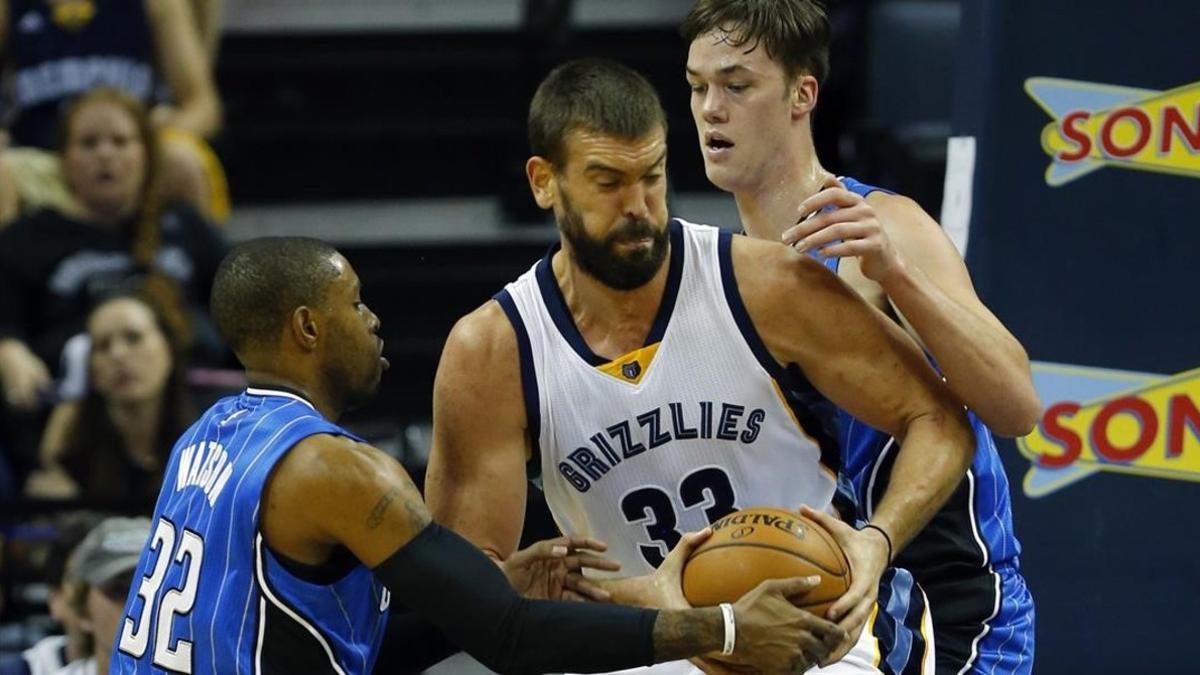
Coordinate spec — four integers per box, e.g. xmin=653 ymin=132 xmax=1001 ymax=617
xmin=497 ymin=220 xmax=932 ymax=675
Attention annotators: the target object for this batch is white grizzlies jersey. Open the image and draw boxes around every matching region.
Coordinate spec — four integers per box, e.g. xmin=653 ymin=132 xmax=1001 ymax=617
xmin=496 ymin=219 xmax=842 ymax=576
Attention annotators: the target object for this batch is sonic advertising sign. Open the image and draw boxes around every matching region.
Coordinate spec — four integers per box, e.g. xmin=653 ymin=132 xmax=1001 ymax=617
xmin=1026 ymin=77 xmax=1200 ymax=186
xmin=1018 ymin=363 xmax=1200 ymax=497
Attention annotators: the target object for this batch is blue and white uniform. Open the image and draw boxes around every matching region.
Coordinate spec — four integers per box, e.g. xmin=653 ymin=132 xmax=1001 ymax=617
xmin=111 ymin=387 xmax=390 ymax=675
xmin=819 ymin=177 xmax=1036 ymax=675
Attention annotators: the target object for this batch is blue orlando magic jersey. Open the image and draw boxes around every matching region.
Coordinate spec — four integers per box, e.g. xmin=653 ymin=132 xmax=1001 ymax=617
xmin=816 ymin=176 xmax=1023 ymax=578
xmin=111 ymin=387 xmax=389 ymax=675
xmin=7 ymin=0 xmax=155 ymax=148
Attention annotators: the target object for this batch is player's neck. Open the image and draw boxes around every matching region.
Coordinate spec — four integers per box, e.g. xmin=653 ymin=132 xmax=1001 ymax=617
xmin=244 ymin=368 xmax=340 ymax=422
xmin=553 ymin=246 xmax=671 ymax=360
xmin=734 ymin=144 xmax=830 ymax=242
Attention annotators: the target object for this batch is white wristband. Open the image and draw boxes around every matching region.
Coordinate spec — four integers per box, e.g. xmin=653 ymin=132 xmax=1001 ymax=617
xmin=719 ymin=602 xmax=736 ymax=656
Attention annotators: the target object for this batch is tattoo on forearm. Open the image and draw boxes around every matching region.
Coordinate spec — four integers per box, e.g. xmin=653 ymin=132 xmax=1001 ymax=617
xmin=652 ymin=609 xmax=723 ymax=662
xmin=367 ymin=487 xmax=401 ymax=529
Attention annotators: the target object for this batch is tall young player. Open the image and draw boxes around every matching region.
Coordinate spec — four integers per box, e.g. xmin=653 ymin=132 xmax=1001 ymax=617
xmin=682 ymin=2 xmax=1038 ymax=672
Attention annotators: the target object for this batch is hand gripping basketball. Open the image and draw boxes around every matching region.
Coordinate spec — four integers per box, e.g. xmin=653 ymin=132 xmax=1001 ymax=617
xmin=681 ymin=507 xmax=852 ymax=616
xmin=725 ymin=576 xmax=849 ymax=673
xmin=678 ymin=507 xmax=855 ymax=671
xmin=799 ymin=506 xmax=891 ymax=667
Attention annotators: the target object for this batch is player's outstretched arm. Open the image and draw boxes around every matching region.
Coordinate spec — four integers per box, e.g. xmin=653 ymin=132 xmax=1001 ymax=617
xmin=735 ymin=235 xmax=975 ymax=552
xmin=783 ymin=179 xmax=1041 ymax=436
xmin=262 ymin=434 xmax=828 ymax=673
xmin=734 ymin=235 xmax=975 ymax=662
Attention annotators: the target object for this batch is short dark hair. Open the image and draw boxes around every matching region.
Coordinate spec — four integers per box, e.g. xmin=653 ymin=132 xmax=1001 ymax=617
xmin=529 ymin=58 xmax=667 ymax=168
xmin=682 ymin=0 xmax=831 ymax=84
xmin=210 ymin=237 xmax=342 ymax=356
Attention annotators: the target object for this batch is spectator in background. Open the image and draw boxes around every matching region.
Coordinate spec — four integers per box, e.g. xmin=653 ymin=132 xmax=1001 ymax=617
xmin=0 ymin=0 xmax=228 ymax=224
xmin=25 ymin=295 xmax=192 ymax=507
xmin=0 ymin=88 xmax=225 ymax=482
xmin=53 ymin=517 xmax=148 ymax=675
xmin=186 ymin=0 xmax=222 ymax=65
xmin=0 ymin=512 xmax=104 ymax=675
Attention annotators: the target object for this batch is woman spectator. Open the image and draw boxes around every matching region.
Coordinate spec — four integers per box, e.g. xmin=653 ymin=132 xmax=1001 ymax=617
xmin=0 ymin=87 xmax=225 ymax=479
xmin=25 ymin=295 xmax=192 ymax=506
xmin=0 ymin=0 xmax=227 ymax=225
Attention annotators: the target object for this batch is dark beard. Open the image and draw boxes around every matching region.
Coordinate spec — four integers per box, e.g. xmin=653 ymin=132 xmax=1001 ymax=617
xmin=558 ymin=190 xmax=669 ymax=291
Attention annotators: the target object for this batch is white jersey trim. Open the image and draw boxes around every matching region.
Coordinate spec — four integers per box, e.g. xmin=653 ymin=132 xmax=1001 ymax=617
xmin=253 ymin=533 xmax=346 ymax=675
xmin=245 ymin=387 xmax=316 ymax=411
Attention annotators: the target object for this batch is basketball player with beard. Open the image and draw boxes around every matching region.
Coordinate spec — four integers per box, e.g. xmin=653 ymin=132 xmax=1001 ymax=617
xmin=110 ymin=237 xmax=830 ymax=675
xmin=426 ymin=58 xmax=975 ymax=674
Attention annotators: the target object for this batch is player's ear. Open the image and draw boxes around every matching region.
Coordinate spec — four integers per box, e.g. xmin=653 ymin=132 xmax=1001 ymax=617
xmin=790 ymin=73 xmax=819 ymax=119
xmin=291 ymin=306 xmax=320 ymax=351
xmin=526 ymin=156 xmax=557 ymax=210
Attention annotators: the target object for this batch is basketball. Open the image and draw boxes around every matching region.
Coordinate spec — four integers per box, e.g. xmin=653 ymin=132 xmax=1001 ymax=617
xmin=682 ymin=507 xmax=852 ymax=617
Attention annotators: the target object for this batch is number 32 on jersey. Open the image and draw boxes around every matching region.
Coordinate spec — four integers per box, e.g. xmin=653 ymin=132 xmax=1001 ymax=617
xmin=118 ymin=517 xmax=205 ymax=673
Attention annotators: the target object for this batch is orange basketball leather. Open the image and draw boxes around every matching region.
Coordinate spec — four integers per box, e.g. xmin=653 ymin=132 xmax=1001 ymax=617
xmin=682 ymin=507 xmax=852 ymax=617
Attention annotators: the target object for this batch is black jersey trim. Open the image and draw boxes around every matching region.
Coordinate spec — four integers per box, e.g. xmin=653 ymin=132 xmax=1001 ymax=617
xmin=534 ymin=220 xmax=685 ymax=367
xmin=244 ymin=386 xmax=316 ymax=411
xmin=252 ymin=534 xmax=346 ymax=675
xmin=494 ymin=289 xmax=543 ymax=480
xmin=715 ymin=230 xmax=842 ymax=473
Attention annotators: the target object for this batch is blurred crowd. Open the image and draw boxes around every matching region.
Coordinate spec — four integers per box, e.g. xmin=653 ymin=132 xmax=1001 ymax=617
xmin=0 ymin=2 xmax=236 ymax=672
xmin=0 ymin=1 xmax=917 ymax=672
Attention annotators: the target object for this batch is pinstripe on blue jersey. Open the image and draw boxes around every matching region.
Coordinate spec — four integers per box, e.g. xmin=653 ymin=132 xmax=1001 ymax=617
xmin=111 ymin=388 xmax=389 ymax=675
xmin=815 ymin=176 xmax=1033 ymax=673
xmin=819 ymin=176 xmax=1022 ymax=568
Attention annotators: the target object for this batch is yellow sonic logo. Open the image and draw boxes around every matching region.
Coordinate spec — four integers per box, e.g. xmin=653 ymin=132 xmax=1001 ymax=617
xmin=1017 ymin=362 xmax=1200 ymax=497
xmin=1025 ymin=77 xmax=1200 ymax=186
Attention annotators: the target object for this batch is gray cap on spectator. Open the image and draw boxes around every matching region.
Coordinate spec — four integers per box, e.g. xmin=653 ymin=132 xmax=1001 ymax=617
xmin=67 ymin=517 xmax=151 ymax=586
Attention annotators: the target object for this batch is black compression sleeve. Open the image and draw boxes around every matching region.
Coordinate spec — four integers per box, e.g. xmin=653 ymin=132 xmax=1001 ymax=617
xmin=372 ymin=608 xmax=459 ymax=673
xmin=372 ymin=523 xmax=659 ymax=674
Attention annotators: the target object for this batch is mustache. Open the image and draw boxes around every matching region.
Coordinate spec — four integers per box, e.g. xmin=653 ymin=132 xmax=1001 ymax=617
xmin=606 ymin=219 xmax=660 ymax=243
